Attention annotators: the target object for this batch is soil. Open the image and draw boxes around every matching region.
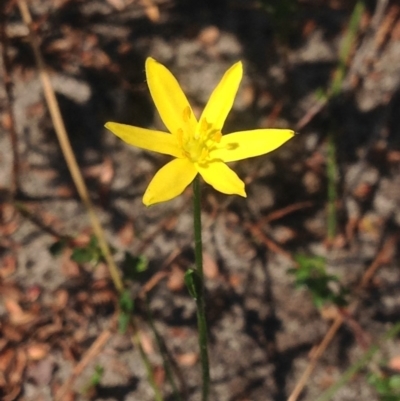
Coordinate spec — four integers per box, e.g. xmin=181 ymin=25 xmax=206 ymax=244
xmin=1 ymin=1 xmax=400 ymax=401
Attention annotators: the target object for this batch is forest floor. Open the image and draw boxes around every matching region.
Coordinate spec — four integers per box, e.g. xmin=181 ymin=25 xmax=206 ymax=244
xmin=1 ymin=0 xmax=400 ymax=400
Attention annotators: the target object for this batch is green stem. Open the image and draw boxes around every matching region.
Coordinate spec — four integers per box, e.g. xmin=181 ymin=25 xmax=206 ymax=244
xmin=193 ymin=175 xmax=210 ymax=401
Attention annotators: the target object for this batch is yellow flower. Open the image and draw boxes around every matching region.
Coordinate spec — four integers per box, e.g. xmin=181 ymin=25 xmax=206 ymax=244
xmin=105 ymin=58 xmax=294 ymax=206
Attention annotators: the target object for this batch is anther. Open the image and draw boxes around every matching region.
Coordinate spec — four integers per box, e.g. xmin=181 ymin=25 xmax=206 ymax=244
xmin=182 ymin=106 xmax=191 ymax=123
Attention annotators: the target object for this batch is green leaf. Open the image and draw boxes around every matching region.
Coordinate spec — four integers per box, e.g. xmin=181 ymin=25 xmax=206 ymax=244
xmin=184 ymin=269 xmax=202 ymax=301
xmin=122 ymin=252 xmax=148 ymax=280
xmin=290 ymin=253 xmax=348 ymax=308
xmin=71 ymin=247 xmax=96 ymax=264
xmin=118 ymin=290 xmax=134 ymax=334
xmin=389 ymin=375 xmax=400 ymax=391
xmin=91 ymin=365 xmax=104 ymax=386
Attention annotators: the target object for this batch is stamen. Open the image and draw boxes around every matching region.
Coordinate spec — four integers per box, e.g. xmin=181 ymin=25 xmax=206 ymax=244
xmin=213 ymin=131 xmax=222 ymax=142
xmin=200 ymin=148 xmax=208 ymax=160
xmin=176 ymin=128 xmax=184 ymax=149
xmin=182 ymin=106 xmax=191 ymax=123
xmin=200 ymin=118 xmax=209 ymax=133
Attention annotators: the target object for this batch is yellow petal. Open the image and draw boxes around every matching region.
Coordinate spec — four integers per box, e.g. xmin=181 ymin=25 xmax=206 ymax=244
xmin=143 ymin=159 xmax=197 ymax=206
xmin=197 ymin=161 xmax=246 ymax=197
xmin=210 ymin=129 xmax=294 ymax=163
xmin=199 ymin=61 xmax=242 ymax=132
xmin=105 ymin=122 xmax=182 ymax=158
xmin=145 ymin=57 xmax=197 ymax=136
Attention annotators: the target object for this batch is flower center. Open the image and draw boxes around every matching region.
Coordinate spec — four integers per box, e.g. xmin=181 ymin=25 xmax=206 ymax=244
xmin=177 ymin=106 xmax=222 ymax=165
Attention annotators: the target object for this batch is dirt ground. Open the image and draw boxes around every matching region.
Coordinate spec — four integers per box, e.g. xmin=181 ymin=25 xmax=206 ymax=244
xmin=1 ymin=0 xmax=400 ymax=400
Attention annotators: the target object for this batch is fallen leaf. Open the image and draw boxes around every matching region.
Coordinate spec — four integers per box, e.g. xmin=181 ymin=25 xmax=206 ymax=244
xmin=153 ymin=365 xmax=165 ymax=387
xmin=53 ymin=289 xmax=69 ymax=310
xmin=118 ymin=221 xmax=135 ymax=246
xmin=100 ymin=156 xmax=114 ymax=185
xmin=25 ymin=285 xmax=41 ymax=302
xmin=0 ymin=254 xmax=17 ymax=278
xmin=26 ymin=343 xmax=50 ymax=361
xmin=9 ymin=349 xmax=27 ymax=385
xmin=2 ymin=384 xmax=21 ymax=401
xmin=142 ymin=1 xmax=159 ymax=22
xmin=36 ymin=317 xmax=63 ymax=341
xmin=229 ymin=274 xmax=242 ymax=288
xmin=139 ymin=329 xmax=154 ymax=355
xmin=167 ymin=264 xmax=185 ymax=292
xmin=0 ymin=348 xmax=15 ymax=375
xmin=4 ymin=299 xmax=37 ymax=326
xmin=61 ymin=251 xmax=81 ymax=278
xmin=176 ymin=352 xmax=198 ymax=366
xmin=2 ymin=323 xmax=24 ymax=342
xmin=198 ymin=26 xmax=220 ymax=46
xmin=203 ymin=253 xmax=219 ymax=279
xmin=106 ymin=0 xmax=126 ymax=10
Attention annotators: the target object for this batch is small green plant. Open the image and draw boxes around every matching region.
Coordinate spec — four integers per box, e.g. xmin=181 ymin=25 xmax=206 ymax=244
xmin=49 ymin=235 xmax=109 ymax=266
xmin=288 ymin=254 xmax=348 ymax=308
xmin=70 ymin=235 xmax=105 ymax=265
xmin=368 ymin=372 xmax=400 ymax=401
xmin=82 ymin=364 xmax=104 ymax=395
xmin=118 ymin=290 xmax=135 ymax=334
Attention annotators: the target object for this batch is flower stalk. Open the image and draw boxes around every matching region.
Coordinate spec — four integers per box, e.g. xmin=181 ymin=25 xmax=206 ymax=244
xmin=192 ymin=175 xmax=210 ymax=401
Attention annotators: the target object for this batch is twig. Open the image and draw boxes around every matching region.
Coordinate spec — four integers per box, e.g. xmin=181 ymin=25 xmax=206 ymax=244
xmin=288 ymin=314 xmax=344 ymax=401
xmin=55 ymin=329 xmax=112 ymax=401
xmin=245 ymin=222 xmax=296 ymax=264
xmin=315 ymin=322 xmax=400 ymax=401
xmin=261 ymin=201 xmax=313 ymax=224
xmin=16 ymin=0 xmax=124 ymax=293
xmin=358 ymin=233 xmax=398 ymax=290
xmin=287 ymin=233 xmax=398 ymax=401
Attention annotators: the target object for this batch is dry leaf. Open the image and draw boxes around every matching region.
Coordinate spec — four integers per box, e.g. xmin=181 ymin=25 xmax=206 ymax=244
xmin=153 ymin=365 xmax=165 ymax=387
xmin=167 ymin=264 xmax=185 ymax=292
xmin=0 ymin=338 xmax=8 ymax=352
xmin=0 ymin=254 xmax=17 ymax=278
xmin=5 ymin=299 xmax=37 ymax=326
xmin=106 ymin=0 xmax=126 ymax=10
xmin=176 ymin=352 xmax=198 ymax=366
xmin=2 ymin=323 xmax=24 ymax=343
xmin=36 ymin=318 xmax=63 ymax=341
xmin=9 ymin=349 xmax=27 ymax=385
xmin=2 ymin=384 xmax=21 ymax=401
xmin=56 ymin=185 xmax=75 ymax=197
xmin=53 ymin=289 xmax=69 ymax=310
xmin=100 ymin=156 xmax=114 ymax=185
xmin=1 ymin=112 xmax=12 ymax=130
xmin=198 ymin=26 xmax=220 ymax=46
xmin=141 ymin=1 xmax=160 ymax=22
xmin=26 ymin=343 xmax=50 ymax=361
xmin=118 ymin=221 xmax=135 ymax=246
xmin=229 ymin=274 xmax=242 ymax=288
xmin=25 ymin=285 xmax=41 ymax=303
xmin=203 ymin=253 xmax=219 ymax=279
xmin=0 ymin=348 xmax=15 ymax=374
xmin=61 ymin=251 xmax=80 ymax=278
xmin=139 ymin=330 xmax=154 ymax=355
